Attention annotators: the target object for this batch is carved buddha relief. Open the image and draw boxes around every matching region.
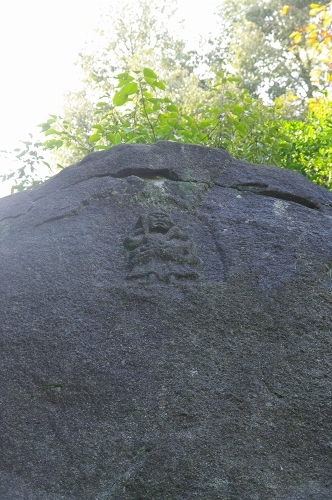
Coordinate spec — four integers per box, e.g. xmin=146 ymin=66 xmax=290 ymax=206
xmin=124 ymin=211 xmax=201 ymax=282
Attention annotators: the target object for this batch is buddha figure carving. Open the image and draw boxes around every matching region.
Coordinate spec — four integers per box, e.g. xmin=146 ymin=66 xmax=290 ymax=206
xmin=124 ymin=211 xmax=201 ymax=281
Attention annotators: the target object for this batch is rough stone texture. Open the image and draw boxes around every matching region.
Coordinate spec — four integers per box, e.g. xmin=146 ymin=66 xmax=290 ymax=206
xmin=0 ymin=141 xmax=332 ymax=499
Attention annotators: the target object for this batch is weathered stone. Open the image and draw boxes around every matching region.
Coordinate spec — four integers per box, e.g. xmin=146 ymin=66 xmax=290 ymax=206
xmin=0 ymin=141 xmax=332 ymax=499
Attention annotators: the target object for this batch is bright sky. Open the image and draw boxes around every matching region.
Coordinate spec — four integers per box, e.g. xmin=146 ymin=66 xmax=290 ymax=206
xmin=0 ymin=0 xmax=220 ymax=197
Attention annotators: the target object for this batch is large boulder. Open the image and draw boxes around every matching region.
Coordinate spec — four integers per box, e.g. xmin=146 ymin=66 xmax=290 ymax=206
xmin=1 ymin=141 xmax=332 ymax=499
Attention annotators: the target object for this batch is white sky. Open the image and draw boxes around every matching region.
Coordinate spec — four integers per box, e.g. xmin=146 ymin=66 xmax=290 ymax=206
xmin=0 ymin=0 xmax=220 ymax=197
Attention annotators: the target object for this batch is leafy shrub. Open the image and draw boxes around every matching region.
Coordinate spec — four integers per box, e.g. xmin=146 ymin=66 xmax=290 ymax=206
xmin=1 ymin=69 xmax=331 ymax=192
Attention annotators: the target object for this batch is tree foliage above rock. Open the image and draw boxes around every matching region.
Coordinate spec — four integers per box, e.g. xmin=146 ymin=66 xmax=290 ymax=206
xmin=1 ymin=0 xmax=331 ymax=193
xmin=209 ymin=0 xmax=320 ymax=101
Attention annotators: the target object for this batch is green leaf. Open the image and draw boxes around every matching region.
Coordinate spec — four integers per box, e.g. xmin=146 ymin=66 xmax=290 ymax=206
xmin=126 ymin=135 xmax=146 ymax=143
xmin=166 ymin=104 xmax=178 ymax=112
xmin=42 ymin=139 xmax=64 ymax=149
xmin=92 ymin=124 xmax=103 ymax=131
xmin=113 ymin=91 xmax=129 ymax=106
xmin=89 ymin=133 xmax=101 ymax=143
xmin=233 ymin=121 xmax=248 ymax=136
xmin=146 ymin=97 xmax=162 ymax=103
xmin=179 ymin=130 xmax=193 ymax=138
xmin=115 ymin=72 xmax=134 ymax=81
xmin=108 ymin=133 xmax=122 ymax=145
xmin=154 ymin=80 xmax=166 ymax=90
xmin=231 ymin=105 xmax=245 ymax=114
xmin=44 ymin=128 xmax=59 ymax=136
xmin=226 ymin=115 xmax=248 ymax=136
xmin=144 ymin=76 xmax=156 ymax=86
xmin=143 ymin=68 xmax=158 ymax=79
xmin=39 ymin=123 xmax=51 ymax=132
xmin=121 ymin=82 xmax=138 ymax=95
xmin=114 ymin=133 xmax=122 ymax=145
xmin=198 ymin=120 xmax=212 ymax=129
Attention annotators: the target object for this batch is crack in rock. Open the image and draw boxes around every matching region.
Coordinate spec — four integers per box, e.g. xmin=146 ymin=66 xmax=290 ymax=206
xmin=216 ymin=182 xmax=321 ymax=210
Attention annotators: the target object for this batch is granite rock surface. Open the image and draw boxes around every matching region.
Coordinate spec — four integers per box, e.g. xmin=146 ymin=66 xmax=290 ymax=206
xmin=0 ymin=141 xmax=332 ymax=499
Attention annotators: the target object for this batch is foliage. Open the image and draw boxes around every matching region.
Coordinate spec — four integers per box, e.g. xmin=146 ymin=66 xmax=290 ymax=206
xmin=288 ymin=2 xmax=332 ymax=89
xmin=50 ymin=90 xmax=98 ymax=168
xmin=278 ymin=93 xmax=332 ymax=188
xmin=43 ymin=70 xmax=287 ymax=162
xmin=210 ymin=0 xmax=320 ymax=101
xmin=0 ymin=135 xmax=51 ymax=193
xmin=0 ymin=69 xmax=290 ymax=191
xmin=79 ymin=0 xmax=192 ymax=87
xmin=47 ymin=0 xmax=203 ymax=168
xmin=2 ymin=67 xmax=332 ymax=193
xmin=1 ymin=0 xmax=332 ymax=194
